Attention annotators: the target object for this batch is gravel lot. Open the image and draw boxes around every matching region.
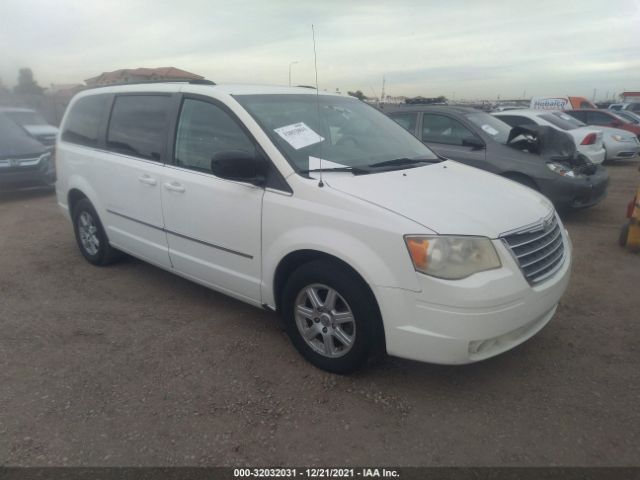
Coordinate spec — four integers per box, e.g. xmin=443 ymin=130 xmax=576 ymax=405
xmin=1 ymin=160 xmax=639 ymax=467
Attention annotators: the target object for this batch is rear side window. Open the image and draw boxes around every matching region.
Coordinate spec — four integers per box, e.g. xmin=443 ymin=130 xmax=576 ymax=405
xmin=587 ymin=111 xmax=614 ymax=125
xmin=62 ymin=95 xmax=109 ymax=147
xmin=389 ymin=113 xmax=418 ymax=135
xmin=107 ymin=95 xmax=171 ymax=161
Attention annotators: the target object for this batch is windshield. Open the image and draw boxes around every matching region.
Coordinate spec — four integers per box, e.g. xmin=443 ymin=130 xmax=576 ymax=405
xmin=4 ymin=110 xmax=48 ymax=126
xmin=234 ymin=94 xmax=438 ymax=172
xmin=465 ymin=112 xmax=512 ymax=144
xmin=540 ymin=112 xmax=581 ymax=130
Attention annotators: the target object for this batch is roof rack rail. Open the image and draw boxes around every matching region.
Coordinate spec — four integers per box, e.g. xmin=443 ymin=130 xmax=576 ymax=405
xmin=84 ymin=79 xmax=216 ymax=90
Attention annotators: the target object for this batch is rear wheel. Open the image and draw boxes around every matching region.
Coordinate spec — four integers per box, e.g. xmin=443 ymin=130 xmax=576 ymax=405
xmin=72 ymin=198 xmax=122 ymax=266
xmin=282 ymin=260 xmax=384 ymax=374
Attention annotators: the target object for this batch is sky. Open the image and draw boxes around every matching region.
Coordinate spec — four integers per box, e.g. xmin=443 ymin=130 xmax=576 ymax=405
xmin=1 ymin=0 xmax=639 ymax=100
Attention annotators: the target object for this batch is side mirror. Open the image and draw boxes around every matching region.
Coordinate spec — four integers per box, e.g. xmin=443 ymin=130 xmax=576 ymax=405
xmin=462 ymin=137 xmax=485 ymax=149
xmin=210 ymin=150 xmax=266 ymax=186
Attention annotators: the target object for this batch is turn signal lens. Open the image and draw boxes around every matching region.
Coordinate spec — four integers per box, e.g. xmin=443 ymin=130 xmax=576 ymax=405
xmin=406 ymin=238 xmax=429 ymax=270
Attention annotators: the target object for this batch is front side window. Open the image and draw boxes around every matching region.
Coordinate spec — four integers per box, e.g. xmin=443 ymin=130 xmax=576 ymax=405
xmin=234 ymin=94 xmax=437 ymax=171
xmin=421 ymin=114 xmax=477 ymax=146
xmin=465 ymin=112 xmax=511 ymax=144
xmin=62 ymin=95 xmax=109 ymax=147
xmin=106 ymin=95 xmax=171 ymax=161
xmin=174 ymin=99 xmax=255 ymax=173
xmin=389 ymin=113 xmax=418 ymax=134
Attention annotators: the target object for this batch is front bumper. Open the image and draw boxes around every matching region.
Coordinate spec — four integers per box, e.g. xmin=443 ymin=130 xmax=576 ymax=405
xmin=605 ymin=141 xmax=640 ymax=160
xmin=374 ymin=234 xmax=572 ymax=364
xmin=540 ymin=165 xmax=609 ymax=209
xmin=0 ymin=155 xmax=55 ymax=189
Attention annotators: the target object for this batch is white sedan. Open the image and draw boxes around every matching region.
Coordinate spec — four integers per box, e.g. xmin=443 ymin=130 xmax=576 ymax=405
xmin=493 ymin=109 xmax=606 ymax=164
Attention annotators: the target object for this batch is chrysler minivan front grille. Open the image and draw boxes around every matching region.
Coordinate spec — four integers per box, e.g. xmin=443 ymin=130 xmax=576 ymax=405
xmin=501 ymin=214 xmax=565 ymax=284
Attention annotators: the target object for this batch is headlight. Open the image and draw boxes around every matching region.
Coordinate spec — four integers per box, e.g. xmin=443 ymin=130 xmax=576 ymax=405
xmin=404 ymin=235 xmax=501 ymax=280
xmin=546 ymin=162 xmax=575 ymax=178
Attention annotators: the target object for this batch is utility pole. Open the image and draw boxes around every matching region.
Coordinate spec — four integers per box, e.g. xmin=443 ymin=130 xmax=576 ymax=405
xmin=592 ymin=88 xmax=597 ymax=101
xmin=380 ymin=75 xmax=386 ymax=104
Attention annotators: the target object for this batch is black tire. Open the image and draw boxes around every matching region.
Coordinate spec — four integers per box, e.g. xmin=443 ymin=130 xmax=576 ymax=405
xmin=281 ymin=260 xmax=384 ymax=374
xmin=72 ymin=198 xmax=122 ymax=266
xmin=502 ymin=173 xmax=539 ymax=191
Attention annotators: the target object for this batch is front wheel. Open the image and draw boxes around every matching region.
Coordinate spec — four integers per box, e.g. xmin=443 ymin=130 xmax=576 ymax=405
xmin=282 ymin=260 xmax=384 ymax=374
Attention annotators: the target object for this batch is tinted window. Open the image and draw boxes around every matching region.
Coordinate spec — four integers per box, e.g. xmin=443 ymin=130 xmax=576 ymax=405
xmin=567 ymin=110 xmax=587 ymax=122
xmin=389 ymin=113 xmax=418 ymax=134
xmin=539 ymin=113 xmax=578 ymax=130
xmin=421 ymin=114 xmax=477 ymax=146
xmin=62 ymin=95 xmax=109 ymax=147
xmin=175 ymin=99 xmax=255 ymax=173
xmin=495 ymin=115 xmax=534 ymax=128
xmin=587 ymin=111 xmax=615 ymax=125
xmin=465 ymin=112 xmax=511 ymax=144
xmin=627 ymin=103 xmax=640 ymax=113
xmin=107 ymin=95 xmax=170 ymax=161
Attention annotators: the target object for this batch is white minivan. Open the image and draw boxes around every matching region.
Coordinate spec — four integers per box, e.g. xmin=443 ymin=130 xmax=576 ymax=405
xmin=56 ymin=81 xmax=572 ymax=373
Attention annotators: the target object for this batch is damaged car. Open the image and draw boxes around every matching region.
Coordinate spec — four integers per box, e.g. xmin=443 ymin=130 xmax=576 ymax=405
xmin=385 ymin=106 xmax=608 ymax=209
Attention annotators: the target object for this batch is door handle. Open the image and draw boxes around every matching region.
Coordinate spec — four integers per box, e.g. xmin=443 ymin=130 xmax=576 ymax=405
xmin=164 ymin=181 xmax=185 ymax=193
xmin=138 ymin=174 xmax=157 ymax=186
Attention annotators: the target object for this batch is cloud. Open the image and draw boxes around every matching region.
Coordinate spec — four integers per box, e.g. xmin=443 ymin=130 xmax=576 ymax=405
xmin=1 ymin=0 xmax=638 ymax=99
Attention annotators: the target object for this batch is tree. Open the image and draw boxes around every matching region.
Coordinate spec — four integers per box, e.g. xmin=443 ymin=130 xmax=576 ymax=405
xmin=347 ymin=90 xmax=368 ymax=101
xmin=13 ymin=68 xmax=44 ymax=95
xmin=0 ymin=77 xmax=8 ymax=93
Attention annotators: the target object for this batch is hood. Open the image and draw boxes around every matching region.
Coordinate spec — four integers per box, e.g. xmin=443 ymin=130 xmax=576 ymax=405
xmin=597 ymin=126 xmax=638 ymax=140
xmin=0 ymin=115 xmax=47 ymax=158
xmin=22 ymin=124 xmax=59 ymax=136
xmin=325 ymin=160 xmax=554 ymax=238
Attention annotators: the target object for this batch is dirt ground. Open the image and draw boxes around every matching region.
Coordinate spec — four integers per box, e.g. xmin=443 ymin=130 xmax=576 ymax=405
xmin=0 ymin=160 xmax=639 ymax=467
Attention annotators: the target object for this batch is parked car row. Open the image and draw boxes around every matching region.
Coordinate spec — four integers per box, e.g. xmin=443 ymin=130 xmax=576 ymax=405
xmin=0 ymin=107 xmax=59 ymax=189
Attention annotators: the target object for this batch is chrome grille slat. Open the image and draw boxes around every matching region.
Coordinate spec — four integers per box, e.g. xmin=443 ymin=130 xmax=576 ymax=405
xmin=515 ymin=228 xmax=562 ymax=259
xmin=501 ymin=214 xmax=566 ymax=284
xmin=519 ymin=236 xmax=563 ymax=269
xmin=523 ymin=243 xmax=564 ymax=276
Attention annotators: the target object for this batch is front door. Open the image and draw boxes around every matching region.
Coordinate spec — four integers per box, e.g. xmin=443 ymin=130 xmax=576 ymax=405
xmin=161 ymin=96 xmax=264 ymax=304
xmin=420 ymin=113 xmax=486 ymax=165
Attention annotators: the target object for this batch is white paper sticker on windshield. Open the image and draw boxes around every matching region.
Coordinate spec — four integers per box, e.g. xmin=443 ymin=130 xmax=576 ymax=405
xmin=481 ymin=124 xmax=499 ymax=136
xmin=274 ymin=122 xmax=325 ymax=150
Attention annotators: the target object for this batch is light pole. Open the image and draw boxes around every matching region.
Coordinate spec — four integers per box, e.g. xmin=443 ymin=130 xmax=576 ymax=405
xmin=288 ymin=61 xmax=299 ymax=86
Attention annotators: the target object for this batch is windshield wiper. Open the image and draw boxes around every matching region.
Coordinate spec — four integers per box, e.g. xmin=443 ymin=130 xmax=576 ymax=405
xmin=368 ymin=157 xmax=442 ymax=168
xmin=300 ymin=166 xmax=370 ymax=175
